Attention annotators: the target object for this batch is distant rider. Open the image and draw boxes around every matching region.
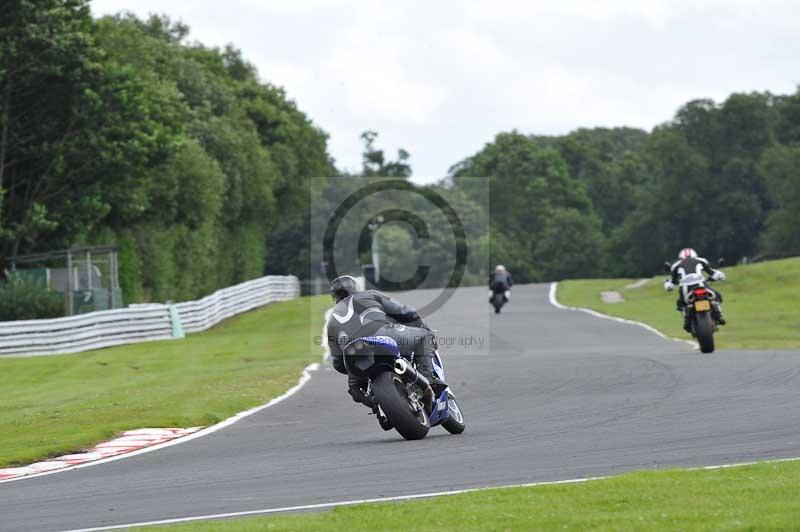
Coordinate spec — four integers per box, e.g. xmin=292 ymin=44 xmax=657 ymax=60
xmin=663 ymin=248 xmax=726 ymax=332
xmin=326 ymin=275 xmax=446 ymax=404
xmin=488 ymin=265 xmax=513 ymax=303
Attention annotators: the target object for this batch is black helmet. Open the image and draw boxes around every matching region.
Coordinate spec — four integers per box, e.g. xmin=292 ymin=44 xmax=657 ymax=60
xmin=330 ymin=275 xmax=359 ymax=303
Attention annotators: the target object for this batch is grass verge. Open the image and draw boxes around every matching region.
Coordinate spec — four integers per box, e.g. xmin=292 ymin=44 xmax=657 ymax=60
xmin=0 ymin=295 xmax=328 ymax=468
xmin=556 ymin=257 xmax=800 ymax=350
xmin=136 ymin=459 xmax=800 ymax=531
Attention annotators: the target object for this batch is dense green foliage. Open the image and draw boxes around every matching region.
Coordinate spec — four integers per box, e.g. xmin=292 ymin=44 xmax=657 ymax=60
xmin=450 ymin=93 xmax=800 ymax=281
xmin=0 ymin=1 xmax=332 ymax=304
xmin=0 ymin=275 xmax=63 ymax=320
xmin=310 ymin=171 xmax=489 ymax=290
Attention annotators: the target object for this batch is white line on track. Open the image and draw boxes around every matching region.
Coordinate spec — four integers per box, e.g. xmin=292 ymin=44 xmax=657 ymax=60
xmin=321 ymin=308 xmax=333 ymax=361
xmin=58 ymin=456 xmax=800 ymax=532
xmin=50 ymin=477 xmax=608 ymax=531
xmin=548 ymin=282 xmax=696 ymax=349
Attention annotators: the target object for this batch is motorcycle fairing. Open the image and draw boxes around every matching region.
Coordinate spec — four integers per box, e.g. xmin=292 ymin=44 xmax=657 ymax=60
xmin=348 ymin=335 xmax=400 ymax=357
xmin=428 ymin=388 xmax=451 ymax=425
xmin=432 ymin=349 xmax=446 ymax=381
xmin=343 ymin=335 xmax=400 ymax=375
xmin=679 ymin=273 xmax=717 ymax=304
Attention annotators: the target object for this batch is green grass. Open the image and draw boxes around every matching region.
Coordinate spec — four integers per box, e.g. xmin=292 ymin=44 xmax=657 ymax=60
xmin=0 ymin=295 xmax=328 ymax=468
xmin=136 ymin=459 xmax=800 ymax=531
xmin=557 ymin=257 xmax=800 ymax=350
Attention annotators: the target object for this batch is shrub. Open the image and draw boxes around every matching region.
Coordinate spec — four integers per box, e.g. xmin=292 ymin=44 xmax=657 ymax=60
xmin=0 ymin=276 xmax=65 ymax=321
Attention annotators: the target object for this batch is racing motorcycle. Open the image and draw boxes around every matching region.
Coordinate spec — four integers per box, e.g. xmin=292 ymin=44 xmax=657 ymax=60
xmin=342 ymin=336 xmax=466 ymax=440
xmin=677 ymin=273 xmax=721 ymax=353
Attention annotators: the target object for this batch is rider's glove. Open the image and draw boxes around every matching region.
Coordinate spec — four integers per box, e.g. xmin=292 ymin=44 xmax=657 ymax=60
xmin=712 ymin=270 xmax=726 ymax=281
xmin=663 ymin=279 xmax=675 ymax=291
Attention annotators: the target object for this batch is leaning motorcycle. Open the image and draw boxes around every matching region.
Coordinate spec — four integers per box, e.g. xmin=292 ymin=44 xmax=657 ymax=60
xmin=342 ymin=336 xmax=466 ymax=440
xmin=678 ymin=273 xmax=721 ymax=353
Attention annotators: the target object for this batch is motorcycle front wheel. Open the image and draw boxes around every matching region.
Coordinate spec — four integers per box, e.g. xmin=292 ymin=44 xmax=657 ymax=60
xmin=441 ymin=390 xmax=466 ymax=434
xmin=372 ymin=372 xmax=430 ymax=440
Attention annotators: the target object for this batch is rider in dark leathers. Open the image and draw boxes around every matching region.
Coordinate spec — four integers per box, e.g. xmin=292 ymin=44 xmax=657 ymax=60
xmin=488 ymin=265 xmax=513 ymax=302
xmin=664 ymin=248 xmax=726 ymax=332
xmin=326 ymin=275 xmax=445 ymax=404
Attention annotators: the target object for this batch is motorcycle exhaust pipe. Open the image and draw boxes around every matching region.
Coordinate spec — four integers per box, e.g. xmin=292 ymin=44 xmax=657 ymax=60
xmin=394 ymin=359 xmax=435 ymax=406
xmin=394 ymin=358 xmax=428 ymax=385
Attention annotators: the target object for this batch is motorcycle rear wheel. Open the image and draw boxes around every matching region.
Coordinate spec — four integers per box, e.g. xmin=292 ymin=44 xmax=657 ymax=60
xmin=695 ymin=311 xmax=715 ymax=353
xmin=492 ymin=293 xmax=504 ymax=314
xmin=372 ymin=372 xmax=430 ymax=440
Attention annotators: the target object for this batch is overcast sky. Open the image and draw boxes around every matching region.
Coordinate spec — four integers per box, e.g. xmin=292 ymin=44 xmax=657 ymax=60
xmin=92 ymin=0 xmax=799 ymax=183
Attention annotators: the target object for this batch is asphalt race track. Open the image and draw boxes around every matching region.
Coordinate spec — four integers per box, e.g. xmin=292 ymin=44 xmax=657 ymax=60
xmin=2 ymin=284 xmax=799 ymax=531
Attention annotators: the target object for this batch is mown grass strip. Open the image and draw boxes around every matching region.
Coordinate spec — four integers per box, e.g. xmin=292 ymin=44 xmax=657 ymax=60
xmin=0 ymin=295 xmax=328 ymax=468
xmin=556 ymin=257 xmax=800 ymax=350
xmin=135 ymin=459 xmax=800 ymax=531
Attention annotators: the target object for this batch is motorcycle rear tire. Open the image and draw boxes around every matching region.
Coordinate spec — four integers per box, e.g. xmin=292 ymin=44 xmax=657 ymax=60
xmin=372 ymin=372 xmax=430 ymax=440
xmin=695 ymin=311 xmax=715 ymax=354
xmin=492 ymin=293 xmax=504 ymax=314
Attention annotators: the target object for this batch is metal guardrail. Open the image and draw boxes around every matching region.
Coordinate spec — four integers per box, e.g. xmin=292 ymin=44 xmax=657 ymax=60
xmin=0 ymin=275 xmax=299 ymax=357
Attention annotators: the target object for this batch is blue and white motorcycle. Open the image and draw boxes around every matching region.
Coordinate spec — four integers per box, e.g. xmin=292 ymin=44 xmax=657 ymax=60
xmin=342 ymin=336 xmax=466 ymax=440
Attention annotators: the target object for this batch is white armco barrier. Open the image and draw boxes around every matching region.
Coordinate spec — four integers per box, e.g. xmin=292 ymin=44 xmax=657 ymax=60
xmin=0 ymin=275 xmax=299 ymax=357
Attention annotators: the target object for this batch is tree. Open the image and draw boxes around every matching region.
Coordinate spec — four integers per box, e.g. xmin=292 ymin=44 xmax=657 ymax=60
xmin=0 ymin=1 xmax=181 ymax=259
xmin=758 ymin=145 xmax=800 ymax=257
xmin=450 ymin=131 xmax=596 ymax=281
xmin=360 ymin=131 xmax=412 ymax=178
xmin=532 ymin=208 xmax=605 ymax=280
xmin=552 ymin=128 xmax=648 ymax=232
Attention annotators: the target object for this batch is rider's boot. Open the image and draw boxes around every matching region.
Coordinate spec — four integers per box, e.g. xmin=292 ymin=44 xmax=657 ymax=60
xmin=487 ymin=290 xmax=493 ymax=303
xmin=347 ymin=373 xmax=371 ymax=405
xmin=504 ymin=290 xmax=511 ymax=302
xmin=714 ymin=303 xmax=727 ymax=325
xmin=682 ymin=310 xmax=692 ymax=333
xmin=415 ymin=353 xmax=447 ymax=394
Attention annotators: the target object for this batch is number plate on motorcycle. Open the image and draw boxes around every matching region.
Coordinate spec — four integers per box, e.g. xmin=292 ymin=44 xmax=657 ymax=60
xmin=694 ymin=300 xmax=711 ymax=311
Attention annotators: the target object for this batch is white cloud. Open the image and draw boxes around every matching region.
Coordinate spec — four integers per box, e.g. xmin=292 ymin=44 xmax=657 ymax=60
xmin=92 ymin=0 xmax=800 ymax=182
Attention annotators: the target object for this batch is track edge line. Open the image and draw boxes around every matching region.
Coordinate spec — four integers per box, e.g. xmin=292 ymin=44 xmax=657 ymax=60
xmin=548 ymin=282 xmax=697 ymax=349
xmin=58 ymin=456 xmax=800 ymax=532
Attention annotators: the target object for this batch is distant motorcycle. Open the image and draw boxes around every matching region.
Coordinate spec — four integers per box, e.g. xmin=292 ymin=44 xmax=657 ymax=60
xmin=677 ymin=273 xmax=721 ymax=353
xmin=342 ymin=336 xmax=466 ymax=440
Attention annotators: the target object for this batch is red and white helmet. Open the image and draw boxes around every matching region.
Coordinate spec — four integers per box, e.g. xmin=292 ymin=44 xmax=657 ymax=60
xmin=678 ymin=248 xmax=698 ymax=260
